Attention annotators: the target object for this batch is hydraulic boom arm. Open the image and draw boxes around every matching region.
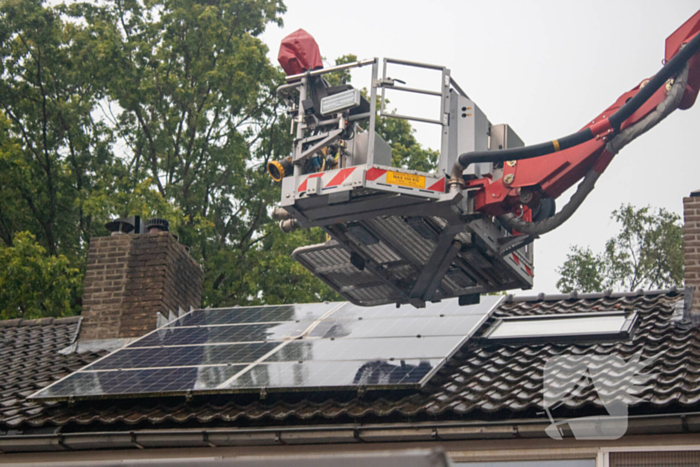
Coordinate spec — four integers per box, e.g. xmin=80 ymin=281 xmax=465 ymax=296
xmin=458 ymin=11 xmax=700 ymax=229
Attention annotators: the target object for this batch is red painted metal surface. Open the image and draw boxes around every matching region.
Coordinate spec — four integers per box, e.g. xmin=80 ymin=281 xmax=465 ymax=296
xmin=365 ymin=167 xmax=386 ymax=181
xmin=467 ymin=11 xmax=700 ymax=217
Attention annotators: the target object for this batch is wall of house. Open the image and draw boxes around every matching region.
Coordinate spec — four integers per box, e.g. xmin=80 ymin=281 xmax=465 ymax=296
xmin=683 ymin=192 xmax=700 ymax=321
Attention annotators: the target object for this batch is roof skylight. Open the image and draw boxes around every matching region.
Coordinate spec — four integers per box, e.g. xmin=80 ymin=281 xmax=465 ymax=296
xmin=483 ymin=311 xmax=638 ymax=344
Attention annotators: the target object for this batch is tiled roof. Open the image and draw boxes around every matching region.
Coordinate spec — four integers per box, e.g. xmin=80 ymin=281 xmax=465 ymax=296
xmin=0 ymin=317 xmax=107 ymax=428
xmin=3 ymin=289 xmax=700 ymax=431
xmin=424 ymin=289 xmax=700 ymax=416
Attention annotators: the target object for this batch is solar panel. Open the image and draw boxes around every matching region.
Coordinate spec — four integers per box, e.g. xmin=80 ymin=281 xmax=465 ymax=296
xmin=90 ymin=343 xmax=281 ymax=370
xmin=168 ymin=303 xmax=334 ymax=327
xmin=131 ymin=321 xmax=312 ymax=347
xmin=38 ymin=366 xmax=247 ymax=398
xmin=222 ymin=360 xmax=443 ymax=390
xmin=30 ymin=296 xmax=502 ymax=400
xmin=263 ymin=337 xmax=464 ymax=362
xmin=308 ymin=315 xmax=490 ymax=339
xmin=318 ymin=298 xmax=499 ymax=320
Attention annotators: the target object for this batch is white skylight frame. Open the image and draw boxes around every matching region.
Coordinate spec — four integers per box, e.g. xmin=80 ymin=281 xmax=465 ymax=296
xmin=482 ymin=311 xmax=638 ymax=344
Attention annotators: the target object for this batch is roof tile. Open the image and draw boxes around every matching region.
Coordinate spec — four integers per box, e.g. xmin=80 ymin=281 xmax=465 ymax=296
xmin=2 ymin=290 xmax=700 ymax=430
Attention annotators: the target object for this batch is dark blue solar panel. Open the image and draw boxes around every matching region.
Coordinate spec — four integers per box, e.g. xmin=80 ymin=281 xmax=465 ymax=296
xmin=91 ymin=342 xmax=281 ymax=370
xmin=36 ymin=365 xmax=247 ymax=398
xmin=130 ymin=321 xmax=311 ymax=348
xmin=169 ymin=303 xmax=339 ymax=327
xmin=30 ymin=296 xmax=502 ymax=400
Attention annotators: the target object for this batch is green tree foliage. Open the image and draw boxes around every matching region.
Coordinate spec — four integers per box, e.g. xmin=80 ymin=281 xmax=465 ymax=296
xmin=0 ymin=232 xmax=80 ymax=319
xmin=0 ymin=0 xmax=339 ymax=315
xmin=377 ymin=117 xmax=438 ymax=172
xmin=0 ymin=0 xmax=117 ymax=313
xmin=64 ymin=0 xmax=341 ymax=307
xmin=556 ymin=246 xmax=604 ymax=293
xmin=0 ymin=1 xmax=441 ymax=318
xmin=556 ymin=204 xmax=683 ymax=293
xmin=324 ymin=54 xmax=355 ymax=86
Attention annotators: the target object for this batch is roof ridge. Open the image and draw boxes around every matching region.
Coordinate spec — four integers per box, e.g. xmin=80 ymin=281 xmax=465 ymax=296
xmin=0 ymin=316 xmax=82 ymax=328
xmin=505 ymin=287 xmax=681 ymax=303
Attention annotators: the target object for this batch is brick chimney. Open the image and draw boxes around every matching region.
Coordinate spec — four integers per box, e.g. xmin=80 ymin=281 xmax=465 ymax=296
xmin=683 ymin=191 xmax=700 ymax=322
xmin=79 ymin=218 xmax=203 ymax=341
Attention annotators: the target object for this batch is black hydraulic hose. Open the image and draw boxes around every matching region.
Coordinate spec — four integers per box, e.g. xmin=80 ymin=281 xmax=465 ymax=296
xmin=454 ymin=30 xmax=700 ymax=172
xmin=608 ymin=33 xmax=700 ymax=129
xmin=501 ymin=62 xmax=689 ymax=237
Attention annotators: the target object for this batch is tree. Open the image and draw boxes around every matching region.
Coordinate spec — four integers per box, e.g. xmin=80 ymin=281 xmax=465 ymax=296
xmin=556 ymin=246 xmax=604 ymax=293
xmin=556 ymin=204 xmax=683 ymax=293
xmin=0 ymin=232 xmax=80 ymax=319
xmin=0 ymin=0 xmax=118 ymax=313
xmin=62 ymin=0 xmax=345 ymax=307
xmin=0 ymin=2 xmax=441 ymax=318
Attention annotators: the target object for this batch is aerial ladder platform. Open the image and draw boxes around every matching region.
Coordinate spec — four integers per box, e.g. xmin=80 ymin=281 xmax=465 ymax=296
xmin=268 ymin=12 xmax=700 ymax=308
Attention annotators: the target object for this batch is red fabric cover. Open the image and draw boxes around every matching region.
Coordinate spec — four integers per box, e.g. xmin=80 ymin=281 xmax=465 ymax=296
xmin=278 ymin=29 xmax=323 ymax=76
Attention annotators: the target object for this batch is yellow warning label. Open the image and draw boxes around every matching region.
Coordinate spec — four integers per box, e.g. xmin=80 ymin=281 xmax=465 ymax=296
xmin=386 ymin=171 xmax=426 ymax=189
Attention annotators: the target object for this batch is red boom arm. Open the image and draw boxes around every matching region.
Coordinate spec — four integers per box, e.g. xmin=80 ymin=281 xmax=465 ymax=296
xmin=467 ymin=10 xmax=700 ymax=218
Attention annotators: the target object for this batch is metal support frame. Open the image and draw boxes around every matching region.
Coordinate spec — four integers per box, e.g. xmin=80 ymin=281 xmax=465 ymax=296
xmin=368 ymin=60 xmax=378 ymax=165
xmin=499 ymin=234 xmax=538 ymax=256
xmin=279 ymin=55 xmax=472 ymax=203
xmin=292 ymin=76 xmax=307 ymax=190
xmin=409 ymin=225 xmax=464 ymax=303
xmin=291 ymin=188 xmax=534 ymax=307
xmin=324 ymin=229 xmax=412 ymax=303
xmin=285 ymin=58 xmax=381 ymax=192
xmin=379 ymin=58 xmax=449 ymax=126
xmin=284 ymin=58 xmax=377 ymax=83
xmin=297 ymin=128 xmax=343 ymax=161
xmin=275 ymin=56 xmax=534 ymax=307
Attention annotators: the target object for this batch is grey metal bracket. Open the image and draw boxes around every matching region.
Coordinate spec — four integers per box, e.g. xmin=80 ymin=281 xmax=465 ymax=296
xmin=296 ymin=128 xmax=343 ymax=163
xmin=409 ymin=224 xmax=464 ymax=303
xmin=498 ymin=234 xmax=538 ymax=256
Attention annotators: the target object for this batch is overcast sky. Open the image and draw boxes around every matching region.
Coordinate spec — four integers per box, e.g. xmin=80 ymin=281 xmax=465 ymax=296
xmin=261 ymin=0 xmax=700 ymax=294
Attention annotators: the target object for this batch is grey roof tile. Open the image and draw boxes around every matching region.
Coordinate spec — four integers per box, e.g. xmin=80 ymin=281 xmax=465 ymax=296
xmin=1 ymin=289 xmax=699 ymax=430
xmin=0 ymin=316 xmax=106 ymax=428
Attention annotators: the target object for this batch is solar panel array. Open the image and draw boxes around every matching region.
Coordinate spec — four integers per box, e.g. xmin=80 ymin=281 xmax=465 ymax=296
xmin=30 ymin=296 xmax=502 ymax=400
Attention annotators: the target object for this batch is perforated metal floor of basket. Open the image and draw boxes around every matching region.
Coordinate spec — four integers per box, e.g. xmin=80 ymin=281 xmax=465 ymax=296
xmin=293 ymin=214 xmax=532 ymax=307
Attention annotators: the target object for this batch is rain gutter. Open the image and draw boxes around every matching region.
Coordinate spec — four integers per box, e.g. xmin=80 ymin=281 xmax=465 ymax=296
xmin=1 ymin=411 xmax=700 ymax=453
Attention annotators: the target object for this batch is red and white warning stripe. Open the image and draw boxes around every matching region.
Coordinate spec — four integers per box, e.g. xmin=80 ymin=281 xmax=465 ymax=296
xmin=511 ymin=252 xmax=533 ymax=277
xmin=296 ymin=165 xmax=446 ymax=199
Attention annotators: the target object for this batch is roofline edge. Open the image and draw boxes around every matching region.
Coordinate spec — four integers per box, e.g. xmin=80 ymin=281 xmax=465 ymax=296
xmin=2 ymin=411 xmax=700 ymax=453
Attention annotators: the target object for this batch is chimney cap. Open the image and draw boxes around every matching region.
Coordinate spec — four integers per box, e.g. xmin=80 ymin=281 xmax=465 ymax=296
xmin=146 ymin=218 xmax=170 ymax=233
xmin=691 ymin=189 xmax=700 ymax=197
xmin=105 ymin=218 xmax=135 ymax=234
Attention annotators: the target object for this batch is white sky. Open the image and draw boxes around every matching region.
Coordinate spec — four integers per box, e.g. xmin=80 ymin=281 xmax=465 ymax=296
xmin=261 ymin=0 xmax=700 ymax=294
